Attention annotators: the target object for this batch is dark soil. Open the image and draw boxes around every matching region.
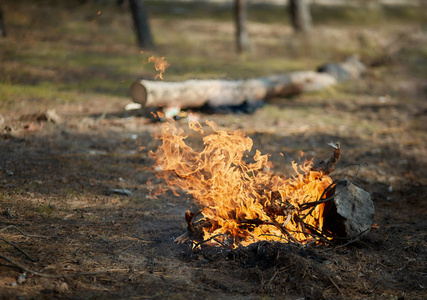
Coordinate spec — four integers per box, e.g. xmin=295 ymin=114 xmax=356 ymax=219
xmin=1 ymin=84 xmax=426 ymax=299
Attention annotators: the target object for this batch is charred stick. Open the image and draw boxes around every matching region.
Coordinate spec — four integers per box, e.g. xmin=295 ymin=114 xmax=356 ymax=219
xmin=258 ymin=233 xmax=291 ymax=242
xmin=344 ymin=162 xmax=368 ymax=183
xmin=297 ymin=219 xmax=337 ymax=242
xmin=289 ymin=216 xmax=334 ymax=245
xmin=264 ymin=202 xmax=295 ymax=219
xmin=0 ymin=254 xmax=61 ymax=278
xmin=185 ymin=210 xmax=196 ymax=234
xmin=185 ymin=210 xmax=213 ymax=242
xmin=193 ymin=234 xmax=227 ymax=249
xmin=242 ymin=218 xmax=300 ymax=243
xmin=300 ymin=162 xmax=367 ymax=216
xmin=241 ymin=218 xmax=266 ymax=226
xmin=287 ymin=142 xmax=340 ymax=220
xmin=299 ymin=219 xmax=310 ymax=240
xmin=328 ymin=275 xmax=344 ymax=295
xmin=300 ymin=162 xmax=367 ymax=220
xmin=276 ymin=225 xmax=299 ymax=244
xmin=299 ymin=180 xmax=339 ymax=213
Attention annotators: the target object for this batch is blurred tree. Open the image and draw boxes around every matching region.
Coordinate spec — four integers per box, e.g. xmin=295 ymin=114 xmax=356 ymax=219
xmin=129 ymin=0 xmax=155 ymax=50
xmin=234 ymin=0 xmax=249 ymax=53
xmin=289 ymin=0 xmax=312 ymax=33
xmin=0 ymin=6 xmax=6 ymax=37
xmin=77 ymin=0 xmax=154 ymax=49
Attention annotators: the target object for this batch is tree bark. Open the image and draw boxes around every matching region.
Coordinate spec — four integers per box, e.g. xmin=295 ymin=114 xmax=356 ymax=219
xmin=289 ymin=0 xmax=312 ymax=34
xmin=129 ymin=0 xmax=154 ymax=50
xmin=130 ymin=58 xmax=365 ymax=110
xmin=0 ymin=6 xmax=6 ymax=38
xmin=234 ymin=0 xmax=250 ymax=53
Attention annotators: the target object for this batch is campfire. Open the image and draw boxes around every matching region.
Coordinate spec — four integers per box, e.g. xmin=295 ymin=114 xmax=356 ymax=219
xmin=149 ymin=120 xmax=374 ymax=249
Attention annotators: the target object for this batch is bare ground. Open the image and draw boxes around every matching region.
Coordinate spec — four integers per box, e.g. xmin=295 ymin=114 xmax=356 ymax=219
xmin=1 ymin=68 xmax=426 ymax=299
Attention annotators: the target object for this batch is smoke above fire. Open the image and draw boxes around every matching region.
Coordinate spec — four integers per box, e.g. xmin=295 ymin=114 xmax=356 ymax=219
xmin=149 ymin=120 xmax=334 ymax=248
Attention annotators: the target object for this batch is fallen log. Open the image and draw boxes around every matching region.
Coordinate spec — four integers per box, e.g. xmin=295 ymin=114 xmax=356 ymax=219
xmin=130 ymin=57 xmax=364 ymax=110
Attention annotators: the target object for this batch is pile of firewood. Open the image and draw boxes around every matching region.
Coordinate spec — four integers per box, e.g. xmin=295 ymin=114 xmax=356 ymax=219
xmin=176 ymin=143 xmax=374 ymax=248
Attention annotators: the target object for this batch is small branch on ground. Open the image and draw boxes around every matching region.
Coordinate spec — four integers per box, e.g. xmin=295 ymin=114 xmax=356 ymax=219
xmin=0 ymin=237 xmax=37 ymax=262
xmin=0 ymin=225 xmax=48 ymax=238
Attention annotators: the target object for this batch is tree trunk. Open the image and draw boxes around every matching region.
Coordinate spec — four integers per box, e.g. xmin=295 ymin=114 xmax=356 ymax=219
xmin=234 ymin=0 xmax=249 ymax=53
xmin=0 ymin=6 xmax=6 ymax=37
xmin=130 ymin=58 xmax=364 ymax=110
xmin=289 ymin=0 xmax=312 ymax=34
xmin=129 ymin=0 xmax=154 ymax=50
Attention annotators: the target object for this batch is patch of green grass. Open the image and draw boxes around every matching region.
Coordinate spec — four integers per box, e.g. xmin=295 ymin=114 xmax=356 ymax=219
xmin=312 ymin=5 xmax=385 ymax=25
xmin=58 ymin=78 xmax=130 ymax=97
xmin=382 ymin=6 xmax=427 ymax=23
xmin=65 ymin=51 xmax=142 ymax=75
xmin=0 ymin=82 xmax=76 ymax=106
xmin=0 ymin=81 xmax=124 ymax=113
xmin=159 ymin=54 xmax=312 ymax=80
xmin=38 ymin=203 xmax=55 ymax=216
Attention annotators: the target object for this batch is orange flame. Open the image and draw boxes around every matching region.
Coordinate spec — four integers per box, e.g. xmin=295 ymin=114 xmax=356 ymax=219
xmin=148 ymin=56 xmax=170 ymax=80
xmin=150 ymin=121 xmax=333 ymax=248
xmin=140 ymin=51 xmax=171 ymax=80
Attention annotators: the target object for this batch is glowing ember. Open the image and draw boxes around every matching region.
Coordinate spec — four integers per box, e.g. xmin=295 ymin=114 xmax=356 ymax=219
xmin=150 ymin=121 xmax=335 ymax=248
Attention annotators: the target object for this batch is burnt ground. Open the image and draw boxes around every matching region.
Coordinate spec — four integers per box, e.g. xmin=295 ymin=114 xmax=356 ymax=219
xmin=0 ymin=1 xmax=427 ymax=299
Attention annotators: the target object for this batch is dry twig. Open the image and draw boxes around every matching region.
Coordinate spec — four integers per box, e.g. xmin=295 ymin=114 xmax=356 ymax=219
xmin=0 ymin=237 xmax=37 ymax=262
xmin=0 ymin=225 xmax=47 ymax=238
xmin=328 ymin=275 xmax=343 ymax=295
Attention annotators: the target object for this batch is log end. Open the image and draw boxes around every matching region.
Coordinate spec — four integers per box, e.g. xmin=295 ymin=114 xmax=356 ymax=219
xmin=130 ymin=80 xmax=148 ymax=107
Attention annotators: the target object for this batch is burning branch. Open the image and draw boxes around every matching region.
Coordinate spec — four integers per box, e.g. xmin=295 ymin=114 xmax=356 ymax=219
xmin=152 ymin=121 xmax=373 ymax=249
